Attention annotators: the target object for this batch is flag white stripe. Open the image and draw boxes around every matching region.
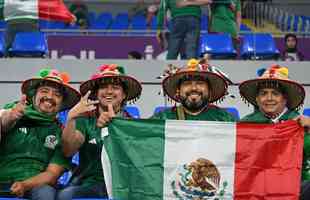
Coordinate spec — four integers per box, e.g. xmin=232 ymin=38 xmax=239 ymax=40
xmin=4 ymin=0 xmax=38 ymax=21
xmin=101 ymin=128 xmax=113 ymax=198
xmin=163 ymin=120 xmax=236 ymax=199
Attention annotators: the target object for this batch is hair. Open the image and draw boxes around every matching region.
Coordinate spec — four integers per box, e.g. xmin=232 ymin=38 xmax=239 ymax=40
xmin=284 ymin=33 xmax=297 ymax=43
xmin=256 ymin=81 xmax=288 ymax=99
xmin=128 ymin=51 xmax=142 ymax=59
xmin=36 ymin=80 xmax=67 ymax=98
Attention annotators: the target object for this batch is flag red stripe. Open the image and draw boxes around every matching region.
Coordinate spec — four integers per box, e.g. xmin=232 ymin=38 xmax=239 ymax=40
xmin=38 ymin=0 xmax=75 ymax=23
xmin=235 ymin=120 xmax=303 ymax=200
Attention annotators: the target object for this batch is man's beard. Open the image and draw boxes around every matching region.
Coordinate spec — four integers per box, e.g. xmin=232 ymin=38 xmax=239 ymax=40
xmin=179 ymin=92 xmax=209 ymax=112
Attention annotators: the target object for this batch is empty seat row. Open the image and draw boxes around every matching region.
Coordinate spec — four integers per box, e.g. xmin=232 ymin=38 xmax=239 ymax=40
xmin=199 ymin=33 xmax=279 ymax=60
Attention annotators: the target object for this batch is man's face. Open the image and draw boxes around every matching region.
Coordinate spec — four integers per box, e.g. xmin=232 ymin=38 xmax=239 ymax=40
xmin=34 ymin=85 xmax=63 ymax=114
xmin=178 ymin=80 xmax=209 ymax=112
xmin=96 ymin=83 xmax=126 ymax=111
xmin=286 ymin=36 xmax=297 ymax=49
xmin=256 ymin=88 xmax=287 ymax=117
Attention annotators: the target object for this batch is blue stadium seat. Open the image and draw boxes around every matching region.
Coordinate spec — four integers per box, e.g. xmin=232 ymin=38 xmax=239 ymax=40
xmin=72 ymin=152 xmax=80 ymax=165
xmin=90 ymin=12 xmax=113 ymax=30
xmin=0 ymin=20 xmax=6 ymax=29
xmin=57 ymin=171 xmax=72 ymax=186
xmin=303 ymin=108 xmax=310 ymax=117
xmin=9 ymin=32 xmax=48 ymax=57
xmin=0 ymin=32 xmax=5 ymax=57
xmin=39 ymin=20 xmax=65 ymax=29
xmin=240 ymin=33 xmax=279 ymax=60
xmin=199 ymin=33 xmax=237 ymax=59
xmin=125 ymin=106 xmax=140 ymax=118
xmin=153 ymin=106 xmax=171 ymax=114
xmin=57 ymin=110 xmax=69 ymax=125
xmin=109 ymin=13 xmax=129 ymax=35
xmin=224 ymin=107 xmax=240 ymax=120
xmin=131 ymin=14 xmax=147 ymax=30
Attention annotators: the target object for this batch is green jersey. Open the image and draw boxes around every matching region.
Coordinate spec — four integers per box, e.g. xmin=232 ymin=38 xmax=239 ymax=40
xmin=157 ymin=0 xmax=202 ymax=30
xmin=209 ymin=0 xmax=241 ymax=38
xmin=152 ymin=105 xmax=236 ymax=121
xmin=241 ymin=109 xmax=310 ymax=181
xmin=75 ymin=116 xmax=105 ymax=186
xmin=0 ymin=117 xmax=69 ymax=182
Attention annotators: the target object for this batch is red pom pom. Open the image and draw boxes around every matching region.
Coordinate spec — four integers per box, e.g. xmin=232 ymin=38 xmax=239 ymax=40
xmin=60 ymin=72 xmax=70 ymax=84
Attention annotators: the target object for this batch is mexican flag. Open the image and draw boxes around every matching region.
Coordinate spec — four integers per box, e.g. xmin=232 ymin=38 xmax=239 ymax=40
xmin=102 ymin=119 xmax=304 ymax=200
xmin=0 ymin=0 xmax=75 ymax=22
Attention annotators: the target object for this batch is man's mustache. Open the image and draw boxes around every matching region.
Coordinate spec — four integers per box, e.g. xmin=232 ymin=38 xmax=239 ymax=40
xmin=39 ymin=96 xmax=56 ymax=107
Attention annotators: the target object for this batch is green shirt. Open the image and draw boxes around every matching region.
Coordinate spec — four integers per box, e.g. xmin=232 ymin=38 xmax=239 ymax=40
xmin=74 ymin=111 xmax=132 ymax=186
xmin=152 ymin=105 xmax=236 ymax=122
xmin=0 ymin=117 xmax=69 ymax=182
xmin=157 ymin=0 xmax=202 ymax=30
xmin=241 ymin=109 xmax=310 ymax=181
xmin=209 ymin=0 xmax=241 ymax=38
xmin=75 ymin=116 xmax=106 ymax=186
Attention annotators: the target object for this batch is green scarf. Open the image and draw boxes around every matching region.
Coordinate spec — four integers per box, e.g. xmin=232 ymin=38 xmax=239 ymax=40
xmin=4 ymin=101 xmax=57 ymax=126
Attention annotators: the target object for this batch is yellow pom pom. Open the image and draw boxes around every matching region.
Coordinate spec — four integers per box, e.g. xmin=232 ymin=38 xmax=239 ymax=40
xmin=278 ymin=67 xmax=289 ymax=78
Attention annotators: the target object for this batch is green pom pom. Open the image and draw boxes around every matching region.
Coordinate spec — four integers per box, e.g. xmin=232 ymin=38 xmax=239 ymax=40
xmin=117 ymin=66 xmax=125 ymax=75
xmin=38 ymin=68 xmax=51 ymax=78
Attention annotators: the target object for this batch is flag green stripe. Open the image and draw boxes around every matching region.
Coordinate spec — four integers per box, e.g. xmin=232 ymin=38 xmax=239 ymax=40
xmin=105 ymin=118 xmax=166 ymax=200
xmin=0 ymin=0 xmax=4 ymax=20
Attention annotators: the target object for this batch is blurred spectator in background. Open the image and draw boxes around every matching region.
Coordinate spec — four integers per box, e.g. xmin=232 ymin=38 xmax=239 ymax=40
xmin=128 ymin=51 xmax=143 ymax=59
xmin=157 ymin=0 xmax=212 ymax=60
xmin=129 ymin=0 xmax=147 ymax=19
xmin=69 ymin=0 xmax=89 ymax=29
xmin=146 ymin=0 xmax=160 ymax=26
xmin=281 ymin=33 xmax=305 ymax=61
xmin=209 ymin=0 xmax=241 ymax=49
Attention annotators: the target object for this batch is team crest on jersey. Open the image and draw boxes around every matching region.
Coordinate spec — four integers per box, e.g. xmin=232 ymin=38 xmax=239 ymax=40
xmin=44 ymin=135 xmax=58 ymax=149
xmin=171 ymin=158 xmax=228 ymax=200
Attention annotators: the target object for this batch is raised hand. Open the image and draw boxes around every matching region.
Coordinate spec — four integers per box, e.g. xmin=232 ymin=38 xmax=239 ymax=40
xmin=10 ymin=95 xmax=27 ymax=121
xmin=96 ymin=104 xmax=116 ymax=128
xmin=68 ymin=91 xmax=99 ymax=120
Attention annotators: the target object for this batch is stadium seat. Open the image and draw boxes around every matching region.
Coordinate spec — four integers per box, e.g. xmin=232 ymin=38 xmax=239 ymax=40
xmin=72 ymin=152 xmax=80 ymax=165
xmin=199 ymin=33 xmax=237 ymax=59
xmin=9 ymin=31 xmax=48 ymax=57
xmin=224 ymin=107 xmax=240 ymax=120
xmin=200 ymin=14 xmax=208 ymax=31
xmin=57 ymin=109 xmax=69 ymax=125
xmin=153 ymin=106 xmax=171 ymax=114
xmin=125 ymin=106 xmax=140 ymax=118
xmin=0 ymin=32 xmax=5 ymax=57
xmin=131 ymin=14 xmax=147 ymax=30
xmin=240 ymin=33 xmax=279 ymax=60
xmin=39 ymin=20 xmax=65 ymax=29
xmin=90 ymin=12 xmax=112 ymax=30
xmin=303 ymin=108 xmax=310 ymax=117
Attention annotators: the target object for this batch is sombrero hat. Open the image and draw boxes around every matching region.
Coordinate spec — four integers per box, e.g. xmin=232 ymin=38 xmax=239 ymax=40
xmin=80 ymin=64 xmax=142 ymax=102
xmin=162 ymin=59 xmax=229 ymax=103
xmin=239 ymin=64 xmax=305 ymax=110
xmin=21 ymin=68 xmax=81 ymax=111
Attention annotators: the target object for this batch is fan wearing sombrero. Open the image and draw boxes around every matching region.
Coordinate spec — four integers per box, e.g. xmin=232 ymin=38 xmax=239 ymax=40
xmin=60 ymin=64 xmax=142 ymax=200
xmin=152 ymin=59 xmax=235 ymax=122
xmin=0 ymin=68 xmax=80 ymax=200
xmin=239 ymin=64 xmax=310 ymax=200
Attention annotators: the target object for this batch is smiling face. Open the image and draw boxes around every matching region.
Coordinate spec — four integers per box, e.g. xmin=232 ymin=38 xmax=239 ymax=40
xmin=33 ymin=83 xmax=64 ymax=114
xmin=96 ymin=82 xmax=127 ymax=113
xmin=178 ymin=79 xmax=210 ymax=113
xmin=256 ymin=88 xmax=287 ymax=118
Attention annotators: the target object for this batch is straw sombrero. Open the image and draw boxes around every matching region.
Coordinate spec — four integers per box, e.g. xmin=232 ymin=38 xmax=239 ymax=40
xmin=239 ymin=64 xmax=305 ymax=110
xmin=21 ymin=68 xmax=81 ymax=111
xmin=80 ymin=64 xmax=142 ymax=102
xmin=162 ymin=59 xmax=229 ymax=103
